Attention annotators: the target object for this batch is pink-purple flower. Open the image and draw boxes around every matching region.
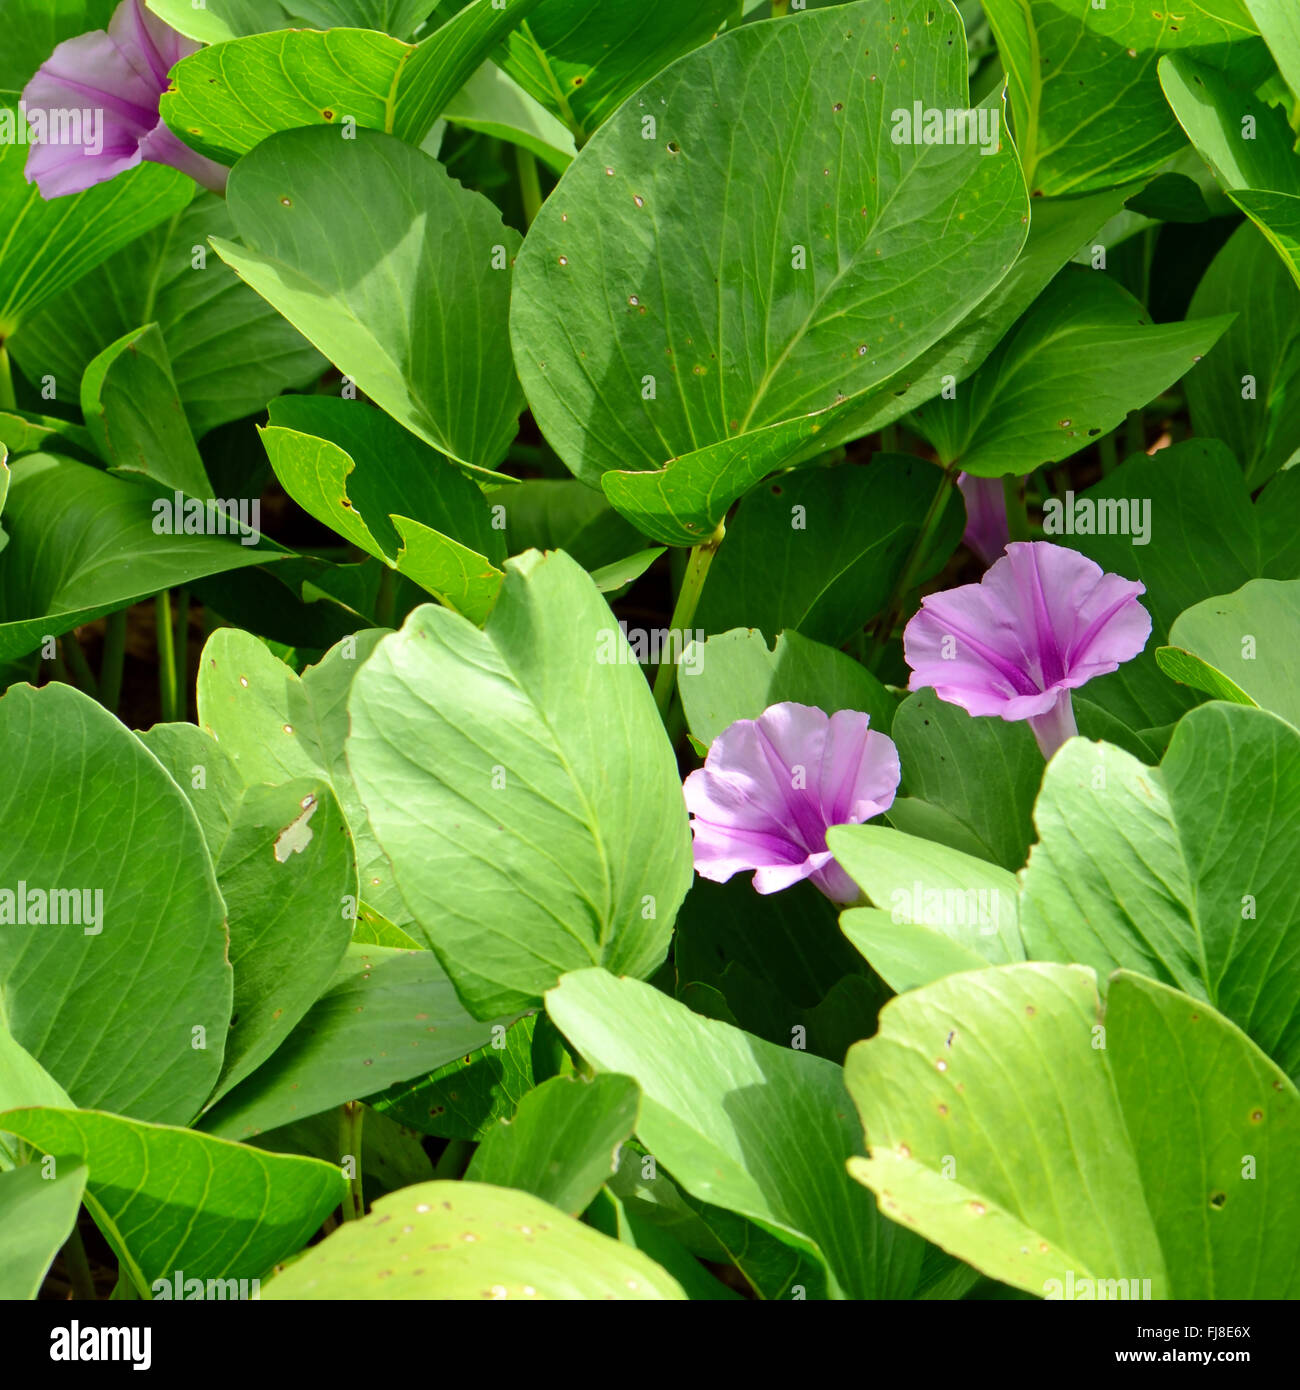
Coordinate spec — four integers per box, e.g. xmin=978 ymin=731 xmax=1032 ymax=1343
xmin=903 ymin=541 xmax=1151 ymax=759
xmin=957 ymin=472 xmax=1009 ymax=568
xmin=683 ymin=701 xmax=900 ymax=904
xmin=21 ymin=0 xmax=228 ymax=198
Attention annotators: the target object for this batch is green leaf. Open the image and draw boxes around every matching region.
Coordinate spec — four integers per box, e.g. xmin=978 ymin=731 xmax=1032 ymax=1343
xmin=888 ymin=688 xmax=1043 ymax=871
xmin=251 ymin=1103 xmax=434 ymax=1200
xmin=983 ymin=0 xmax=1264 ymax=197
xmin=497 ymin=0 xmax=737 ymax=144
xmin=839 ymin=907 xmax=992 ymax=995
xmin=844 ymin=963 xmax=1300 ymax=1299
xmin=262 ymin=1178 xmax=685 ymax=1298
xmin=0 ymin=408 xmax=94 ymax=460
xmin=1066 ymin=438 xmax=1300 ymax=730
xmin=0 ymin=1106 xmax=344 ymax=1293
xmin=0 ymin=0 xmax=118 ymax=95
xmin=0 ymin=684 xmax=231 ymax=1125
xmin=144 ymin=0 xmax=296 ymax=44
xmin=80 ymin=324 xmax=213 ymax=499
xmin=1157 ymin=579 xmax=1300 ymax=725
xmin=911 ymin=266 xmax=1232 ymax=475
xmin=1020 ymin=704 xmax=1300 ymax=1076
xmin=10 ymin=193 xmax=324 ymax=440
xmin=0 ymin=454 xmax=276 ymax=661
xmin=207 ymin=780 xmax=358 ymax=1104
xmin=1243 ymin=0 xmax=1300 ymax=98
xmin=679 ymin=627 xmax=896 ymax=751
xmin=216 ymin=126 xmax=523 ymax=479
xmin=346 ymin=550 xmax=693 ymax=1019
xmin=0 ymin=108 xmax=192 ymax=336
xmin=1185 ymin=221 xmax=1300 ymax=489
xmin=195 ymin=627 xmax=407 ymax=927
xmin=370 ymin=1013 xmax=538 ymax=1141
xmin=695 ymin=457 xmax=962 ymax=646
xmin=443 ymin=61 xmax=576 ymax=174
xmin=137 ymin=721 xmax=245 ymax=858
xmin=199 ymin=945 xmax=499 ymax=1139
xmin=546 ymin=967 xmax=927 ymax=1299
xmin=0 ymin=1161 xmax=87 ymax=1299
xmin=497 ymin=477 xmax=645 ymax=571
xmin=466 ymin=1072 xmax=638 ymax=1215
xmin=260 ymin=396 xmax=504 ymax=622
xmin=1160 ymin=51 xmax=1300 ymax=288
xmin=510 ymin=0 xmax=1027 ymax=544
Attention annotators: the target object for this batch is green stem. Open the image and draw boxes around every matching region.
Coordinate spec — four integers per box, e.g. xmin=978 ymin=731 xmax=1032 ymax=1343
xmin=340 ymin=1101 xmax=365 ymax=1222
xmin=866 ymin=465 xmax=957 ymax=671
xmin=63 ymin=1220 xmax=97 ymax=1301
xmin=375 ymin=565 xmax=397 ymax=629
xmin=433 ymin=1138 xmax=473 ymax=1180
xmin=1003 ymin=473 xmax=1031 ymax=543
xmin=0 ymin=345 xmax=15 ymax=412
xmin=100 ymin=611 xmax=127 ymax=715
xmin=156 ymin=592 xmax=178 ymax=723
xmin=516 ymin=147 xmax=543 ymax=228
xmin=652 ymin=520 xmax=726 ymax=721
xmin=60 ymin=633 xmax=99 ymax=699
xmin=174 ymin=587 xmax=190 ymax=720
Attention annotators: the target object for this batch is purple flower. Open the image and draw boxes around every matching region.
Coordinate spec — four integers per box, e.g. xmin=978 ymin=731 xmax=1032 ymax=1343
xmin=21 ymin=0 xmax=228 ymax=198
xmin=903 ymin=541 xmax=1151 ymax=759
xmin=683 ymin=701 xmax=900 ymax=904
xmin=957 ymin=472 xmax=1009 ymax=567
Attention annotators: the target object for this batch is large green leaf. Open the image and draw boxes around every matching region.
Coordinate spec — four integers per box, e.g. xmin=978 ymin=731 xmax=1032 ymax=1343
xmin=497 ymin=0 xmax=735 ymax=144
xmin=216 ymin=126 xmax=523 ymax=478
xmin=1020 ymin=703 xmax=1300 ymax=1077
xmin=443 ymin=61 xmax=576 ymax=174
xmin=546 ymin=967 xmax=927 ymax=1299
xmin=845 ymin=964 xmax=1300 ymax=1299
xmin=1157 ymin=579 xmax=1300 ymax=725
xmin=10 ymin=193 xmax=324 ymax=439
xmin=1185 ymin=220 xmax=1300 ymax=488
xmin=0 ymin=1106 xmax=344 ymax=1294
xmin=911 ymin=266 xmax=1232 ymax=476
xmin=263 ymin=1179 xmax=685 ymax=1299
xmin=199 ymin=945 xmax=499 ymax=1139
xmin=466 ymin=1073 xmax=639 ymax=1215
xmin=1161 ymin=51 xmax=1300 ymax=288
xmin=346 ymin=550 xmax=693 ymax=1019
xmin=259 ymin=395 xmax=504 ymax=623
xmin=0 ymin=108 xmax=192 ymax=337
xmin=1244 ymin=0 xmax=1300 ymax=96
xmin=679 ymin=627 xmax=896 ymax=752
xmin=195 ymin=627 xmax=408 ymax=927
xmin=1066 ymin=438 xmax=1300 ymax=730
xmin=0 ymin=1161 xmax=87 ymax=1299
xmin=0 ymin=454 xmax=277 ymax=661
xmin=983 ymin=0 xmax=1264 ymax=197
xmin=80 ymin=323 xmax=213 ymax=499
xmin=510 ymin=0 xmax=1027 ymax=544
xmin=144 ymin=0 xmax=296 ymax=43
xmin=206 ymin=780 xmax=358 ymax=1104
xmin=694 ymin=456 xmax=962 ymax=646
xmin=0 ymin=684 xmax=231 ymax=1125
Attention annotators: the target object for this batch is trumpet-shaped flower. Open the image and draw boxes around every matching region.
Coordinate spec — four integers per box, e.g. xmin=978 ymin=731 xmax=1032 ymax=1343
xmin=22 ymin=0 xmax=228 ymax=198
xmin=903 ymin=540 xmax=1151 ymax=759
xmin=957 ymin=472 xmax=1009 ymax=567
xmin=683 ymin=701 xmax=899 ymax=904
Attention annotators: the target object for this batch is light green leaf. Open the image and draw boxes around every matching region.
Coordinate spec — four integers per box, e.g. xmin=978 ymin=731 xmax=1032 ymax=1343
xmin=466 ymin=1072 xmax=638 ymax=1215
xmin=10 ymin=193 xmax=324 ymax=439
xmin=216 ymin=126 xmax=523 ymax=479
xmin=1243 ymin=0 xmax=1300 ymax=97
xmin=1157 ymin=579 xmax=1300 ymax=724
xmin=80 ymin=323 xmax=213 ymax=499
xmin=0 ymin=408 xmax=94 ymax=460
xmin=1020 ymin=703 xmax=1300 ymax=1076
xmin=845 ymin=964 xmax=1300 ymax=1299
xmin=199 ymin=945 xmax=499 ymax=1139
xmin=0 ymin=683 xmax=231 ymax=1125
xmin=346 ymin=550 xmax=692 ymax=1019
xmin=1185 ymin=220 xmax=1300 ymax=488
xmin=263 ymin=1179 xmax=685 ymax=1299
xmin=546 ymin=967 xmax=927 ymax=1299
xmin=679 ymin=627 xmax=896 ymax=751
xmin=0 ymin=1106 xmax=344 ymax=1293
xmin=912 ymin=266 xmax=1232 ymax=475
xmin=443 ymin=61 xmax=575 ymax=174
xmin=510 ymin=0 xmax=1027 ymax=544
xmin=0 ymin=1161 xmax=87 ymax=1299
xmin=144 ymin=0 xmax=296 ymax=44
